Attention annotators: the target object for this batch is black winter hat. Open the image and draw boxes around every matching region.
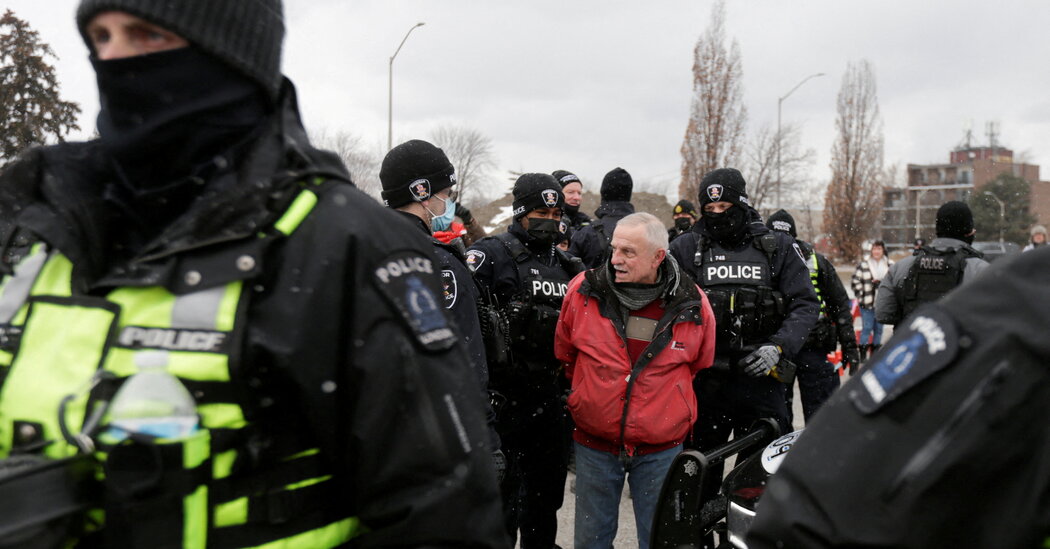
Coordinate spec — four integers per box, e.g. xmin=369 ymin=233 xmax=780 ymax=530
xmin=698 ymin=168 xmax=750 ymax=209
xmin=935 ymin=201 xmax=975 ymax=240
xmin=766 ymin=209 xmax=797 ymax=238
xmin=673 ymin=199 xmax=698 ymax=219
xmin=600 ymin=167 xmax=633 ymax=202
xmin=512 ymin=173 xmax=564 ymax=220
xmin=379 ymin=140 xmax=456 ymax=208
xmin=77 ymin=0 xmax=285 ymax=102
xmin=552 ymin=170 xmax=581 ymax=188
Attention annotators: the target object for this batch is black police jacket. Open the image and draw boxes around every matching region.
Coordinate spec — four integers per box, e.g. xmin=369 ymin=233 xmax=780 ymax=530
xmin=747 ymin=246 xmax=1050 ymax=549
xmin=466 ymin=224 xmax=581 ymax=410
xmin=568 ymin=200 xmax=635 ymax=269
xmin=563 ymin=208 xmax=592 ymax=232
xmin=0 ymin=80 xmax=508 ymax=548
xmin=668 ymin=215 xmax=818 ymax=358
xmin=799 ymin=241 xmax=857 ymax=353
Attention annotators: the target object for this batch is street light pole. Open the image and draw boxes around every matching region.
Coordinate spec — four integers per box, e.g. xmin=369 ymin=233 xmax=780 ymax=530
xmin=984 ymin=190 xmax=1006 ymax=245
xmin=388 ymin=22 xmax=425 ymax=151
xmin=776 ymin=72 xmax=825 ymax=210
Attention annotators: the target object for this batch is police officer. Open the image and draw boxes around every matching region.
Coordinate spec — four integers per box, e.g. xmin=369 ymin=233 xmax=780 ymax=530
xmin=569 ymin=167 xmax=636 ymax=269
xmin=767 ymin=210 xmax=861 ymax=421
xmin=552 ymin=169 xmax=591 ymax=234
xmin=467 ymin=174 xmax=582 ymax=549
xmin=747 ymin=247 xmax=1050 ymax=549
xmin=668 ymin=199 xmax=699 ymax=242
xmin=379 ymin=139 xmax=504 ymax=475
xmin=668 ymin=168 xmax=818 ymax=444
xmin=0 ymin=2 xmax=506 ymax=547
xmin=876 ymin=200 xmax=990 ymax=326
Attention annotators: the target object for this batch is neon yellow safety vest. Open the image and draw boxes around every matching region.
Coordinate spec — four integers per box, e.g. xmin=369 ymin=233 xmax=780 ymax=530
xmin=806 ymin=252 xmax=827 ymax=318
xmin=0 ymin=188 xmax=360 ymax=548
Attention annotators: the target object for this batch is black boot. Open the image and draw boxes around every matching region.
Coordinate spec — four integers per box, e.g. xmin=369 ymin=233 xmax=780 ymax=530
xmin=869 ymin=344 xmax=882 ymax=360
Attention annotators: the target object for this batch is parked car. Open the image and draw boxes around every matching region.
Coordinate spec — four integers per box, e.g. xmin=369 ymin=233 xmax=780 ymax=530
xmin=970 ymin=240 xmax=1021 ymax=262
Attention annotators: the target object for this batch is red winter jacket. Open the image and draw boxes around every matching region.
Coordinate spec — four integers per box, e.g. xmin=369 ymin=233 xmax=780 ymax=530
xmin=555 ymin=262 xmax=716 ymax=456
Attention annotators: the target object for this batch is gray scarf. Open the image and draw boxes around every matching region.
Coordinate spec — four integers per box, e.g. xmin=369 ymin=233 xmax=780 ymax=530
xmin=609 ymin=255 xmax=682 ymax=311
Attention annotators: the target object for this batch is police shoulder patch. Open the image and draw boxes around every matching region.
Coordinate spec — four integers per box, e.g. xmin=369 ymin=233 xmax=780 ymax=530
xmin=465 ymin=250 xmax=487 ymax=272
xmin=849 ymin=305 xmax=960 ymax=414
xmin=373 ymin=251 xmax=456 ymax=352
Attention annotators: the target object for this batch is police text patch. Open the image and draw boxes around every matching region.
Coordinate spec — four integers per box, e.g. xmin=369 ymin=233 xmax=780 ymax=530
xmin=374 ymin=251 xmax=456 ymax=352
xmin=117 ymin=326 xmax=229 ymax=353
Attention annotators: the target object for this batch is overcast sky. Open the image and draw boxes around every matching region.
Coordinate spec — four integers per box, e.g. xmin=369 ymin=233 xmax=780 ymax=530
xmin=6 ymin=0 xmax=1050 ymax=205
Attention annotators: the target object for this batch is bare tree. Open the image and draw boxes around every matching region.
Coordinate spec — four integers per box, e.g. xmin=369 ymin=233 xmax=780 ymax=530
xmin=824 ymin=59 xmax=884 ymax=262
xmin=0 ymin=9 xmax=80 ymax=166
xmin=428 ymin=124 xmax=497 ymax=207
xmin=311 ymin=128 xmax=383 ymax=199
xmin=741 ymin=122 xmax=815 ymax=215
xmin=679 ymin=0 xmax=747 ymax=201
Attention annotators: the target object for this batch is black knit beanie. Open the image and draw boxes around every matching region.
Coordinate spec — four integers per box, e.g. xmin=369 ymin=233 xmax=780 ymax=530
xmin=673 ymin=199 xmax=698 ymax=219
xmin=379 ymin=140 xmax=456 ymax=208
xmin=77 ymin=0 xmax=285 ymax=102
xmin=698 ymin=168 xmax=750 ymax=209
xmin=766 ymin=209 xmax=797 ymax=238
xmin=600 ymin=167 xmax=633 ymax=202
xmin=935 ymin=201 xmax=975 ymax=240
xmin=513 ymin=173 xmax=564 ymax=220
xmin=552 ymin=169 xmax=581 ymax=188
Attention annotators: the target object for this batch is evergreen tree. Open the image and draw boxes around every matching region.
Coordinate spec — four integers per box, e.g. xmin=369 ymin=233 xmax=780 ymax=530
xmin=0 ymin=9 xmax=81 ymax=166
xmin=968 ymin=173 xmax=1037 ymax=245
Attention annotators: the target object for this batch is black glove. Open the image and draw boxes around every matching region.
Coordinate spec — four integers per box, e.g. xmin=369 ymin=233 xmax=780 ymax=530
xmin=492 ymin=449 xmax=507 ymax=483
xmin=842 ymin=346 xmax=862 ymax=376
xmin=740 ymin=344 xmax=781 ymax=377
xmin=455 ymin=203 xmax=474 ymax=225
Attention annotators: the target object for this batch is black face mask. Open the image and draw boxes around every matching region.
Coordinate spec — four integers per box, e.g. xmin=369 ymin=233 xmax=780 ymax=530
xmin=563 ymin=203 xmax=580 ymax=216
xmin=92 ymin=47 xmax=270 ymax=188
xmin=704 ymin=206 xmax=748 ymax=243
xmin=526 ymin=217 xmax=561 ymax=246
xmin=674 ymin=217 xmax=693 ymax=231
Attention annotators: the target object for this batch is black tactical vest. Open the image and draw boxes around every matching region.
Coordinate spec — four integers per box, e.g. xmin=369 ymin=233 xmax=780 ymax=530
xmin=496 ymin=234 xmax=580 ymax=365
xmin=899 ymin=246 xmax=971 ymax=320
xmin=694 ymin=234 xmax=785 ymax=353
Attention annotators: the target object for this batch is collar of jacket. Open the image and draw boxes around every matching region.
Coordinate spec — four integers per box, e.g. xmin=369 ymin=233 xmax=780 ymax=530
xmin=396 ymin=210 xmax=466 ymax=262
xmin=1 ymin=78 xmax=350 ymax=292
xmin=580 ymin=256 xmax=701 ymax=324
xmin=594 ymin=200 xmax=635 ymax=220
xmin=929 ymin=237 xmax=979 ymax=255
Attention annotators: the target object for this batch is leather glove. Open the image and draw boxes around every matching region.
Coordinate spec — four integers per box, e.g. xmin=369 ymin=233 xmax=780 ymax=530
xmin=455 ymin=203 xmax=474 ymax=225
xmin=740 ymin=344 xmax=781 ymax=378
xmin=492 ymin=449 xmax=507 ymax=483
xmin=842 ymin=346 xmax=862 ymax=376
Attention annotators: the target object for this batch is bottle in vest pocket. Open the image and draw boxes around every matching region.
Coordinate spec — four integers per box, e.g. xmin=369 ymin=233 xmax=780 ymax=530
xmin=105 ymin=365 xmax=199 ymax=440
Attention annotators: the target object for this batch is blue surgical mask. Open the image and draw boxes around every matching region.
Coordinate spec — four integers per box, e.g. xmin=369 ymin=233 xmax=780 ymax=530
xmin=430 ymin=196 xmax=456 ymax=232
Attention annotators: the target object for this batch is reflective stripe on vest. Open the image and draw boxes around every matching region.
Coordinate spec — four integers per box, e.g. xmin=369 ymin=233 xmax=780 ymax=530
xmin=807 ymin=253 xmax=826 ymax=318
xmin=0 ymin=188 xmax=359 ymax=547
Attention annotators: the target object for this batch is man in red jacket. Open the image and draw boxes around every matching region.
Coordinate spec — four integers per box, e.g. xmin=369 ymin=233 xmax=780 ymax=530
xmin=555 ymin=212 xmax=716 ymax=549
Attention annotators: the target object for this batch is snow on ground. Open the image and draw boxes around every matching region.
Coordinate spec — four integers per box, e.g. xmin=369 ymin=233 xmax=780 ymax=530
xmin=484 ymin=205 xmax=514 ymax=234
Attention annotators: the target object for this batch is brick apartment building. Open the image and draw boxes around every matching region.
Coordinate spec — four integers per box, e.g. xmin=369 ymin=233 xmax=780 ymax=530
xmin=880 ymin=142 xmax=1049 ymax=250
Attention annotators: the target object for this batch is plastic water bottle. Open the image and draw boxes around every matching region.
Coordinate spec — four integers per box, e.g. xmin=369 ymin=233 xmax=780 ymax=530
xmin=105 ymin=365 xmax=199 ymax=441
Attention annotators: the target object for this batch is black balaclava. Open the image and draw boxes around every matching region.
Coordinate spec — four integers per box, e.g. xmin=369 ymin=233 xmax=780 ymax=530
xmin=93 ymin=47 xmax=270 ymax=188
xmin=698 ymin=168 xmax=751 ymax=245
xmin=512 ymin=173 xmax=564 ymax=249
